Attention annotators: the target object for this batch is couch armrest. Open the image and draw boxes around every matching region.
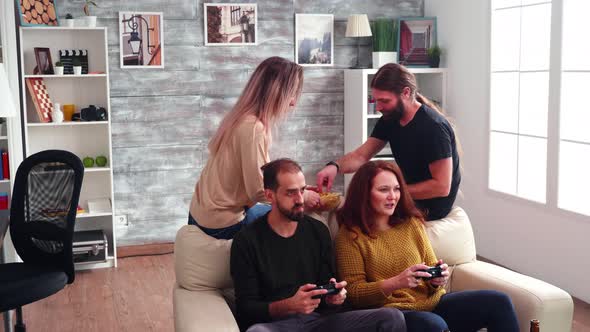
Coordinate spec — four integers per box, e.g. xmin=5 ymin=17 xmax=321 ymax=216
xmin=173 ymin=284 xmax=239 ymax=332
xmin=450 ymin=261 xmax=573 ymax=332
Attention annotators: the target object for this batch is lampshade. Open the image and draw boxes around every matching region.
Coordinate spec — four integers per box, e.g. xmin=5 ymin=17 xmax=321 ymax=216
xmin=345 ymin=14 xmax=372 ymax=38
xmin=0 ymin=63 xmax=17 ymax=118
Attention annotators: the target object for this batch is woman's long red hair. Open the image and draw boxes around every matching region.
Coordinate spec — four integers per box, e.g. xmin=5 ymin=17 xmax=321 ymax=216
xmin=336 ymin=161 xmax=424 ymax=237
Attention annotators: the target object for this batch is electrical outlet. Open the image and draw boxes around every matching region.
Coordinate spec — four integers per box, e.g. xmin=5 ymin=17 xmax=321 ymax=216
xmin=116 ymin=215 xmax=128 ymax=226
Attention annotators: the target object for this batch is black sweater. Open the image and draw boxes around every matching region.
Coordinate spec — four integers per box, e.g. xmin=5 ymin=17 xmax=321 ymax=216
xmin=230 ymin=214 xmax=335 ymax=329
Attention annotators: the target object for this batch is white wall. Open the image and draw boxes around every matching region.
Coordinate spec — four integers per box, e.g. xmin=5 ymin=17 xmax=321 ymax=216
xmin=425 ymin=0 xmax=590 ymax=303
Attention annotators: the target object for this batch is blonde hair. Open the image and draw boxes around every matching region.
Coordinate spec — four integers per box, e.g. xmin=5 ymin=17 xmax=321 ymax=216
xmin=209 ymin=57 xmax=304 ymax=154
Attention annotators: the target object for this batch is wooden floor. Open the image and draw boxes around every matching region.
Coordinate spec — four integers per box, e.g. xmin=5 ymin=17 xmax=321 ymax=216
xmin=1 ymin=253 xmax=589 ymax=332
xmin=573 ymin=297 xmax=590 ymax=332
xmin=4 ymin=254 xmax=175 ymax=332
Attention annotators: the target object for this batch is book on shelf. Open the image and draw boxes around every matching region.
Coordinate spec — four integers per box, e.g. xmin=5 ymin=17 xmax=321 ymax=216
xmin=2 ymin=151 xmax=8 ymax=180
xmin=0 ymin=192 xmax=8 ymax=210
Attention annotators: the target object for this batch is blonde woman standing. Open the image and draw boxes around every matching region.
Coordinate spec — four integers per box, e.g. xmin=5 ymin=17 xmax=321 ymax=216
xmin=189 ymin=57 xmax=320 ymax=239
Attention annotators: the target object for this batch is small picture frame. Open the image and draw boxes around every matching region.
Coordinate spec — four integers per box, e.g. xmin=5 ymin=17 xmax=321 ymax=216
xmin=295 ymin=14 xmax=334 ymax=67
xmin=204 ymin=3 xmax=258 ymax=46
xmin=34 ymin=47 xmax=54 ymax=75
xmin=397 ymin=17 xmax=437 ymax=67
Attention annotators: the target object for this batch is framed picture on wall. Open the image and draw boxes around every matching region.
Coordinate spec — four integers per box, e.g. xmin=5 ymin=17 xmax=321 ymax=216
xmin=397 ymin=17 xmax=437 ymax=67
xmin=16 ymin=0 xmax=60 ymax=26
xmin=295 ymin=14 xmax=334 ymax=67
xmin=204 ymin=3 xmax=258 ymax=46
xmin=119 ymin=12 xmax=165 ymax=68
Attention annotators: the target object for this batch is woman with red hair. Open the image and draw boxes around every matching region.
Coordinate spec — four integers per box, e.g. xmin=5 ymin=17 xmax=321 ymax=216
xmin=335 ymin=161 xmax=518 ymax=332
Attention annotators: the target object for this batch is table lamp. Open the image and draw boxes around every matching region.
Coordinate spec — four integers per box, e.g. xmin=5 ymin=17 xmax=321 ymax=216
xmin=345 ymin=14 xmax=372 ymax=69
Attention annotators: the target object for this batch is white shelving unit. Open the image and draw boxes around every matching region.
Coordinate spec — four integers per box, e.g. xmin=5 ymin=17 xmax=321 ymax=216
xmin=19 ymin=26 xmax=116 ymax=270
xmin=344 ymin=68 xmax=448 ymax=190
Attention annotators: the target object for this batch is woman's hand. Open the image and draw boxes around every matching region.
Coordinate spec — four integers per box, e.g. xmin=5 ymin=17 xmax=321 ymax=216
xmin=382 ymin=263 xmax=432 ymax=293
xmin=429 ymin=259 xmax=450 ymax=287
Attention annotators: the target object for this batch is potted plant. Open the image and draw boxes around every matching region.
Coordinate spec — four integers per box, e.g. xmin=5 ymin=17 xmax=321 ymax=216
xmin=83 ymin=0 xmax=98 ymax=27
xmin=63 ymin=13 xmax=75 ymax=27
xmin=427 ymin=46 xmax=442 ymax=68
xmin=55 ymin=61 xmax=64 ymax=75
xmin=371 ymin=19 xmax=398 ymax=69
xmin=73 ymin=59 xmax=83 ymax=75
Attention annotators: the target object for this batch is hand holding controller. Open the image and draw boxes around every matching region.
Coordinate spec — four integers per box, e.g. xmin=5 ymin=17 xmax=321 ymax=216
xmin=311 ymin=282 xmax=340 ymax=299
xmin=416 ymin=264 xmax=444 ymax=280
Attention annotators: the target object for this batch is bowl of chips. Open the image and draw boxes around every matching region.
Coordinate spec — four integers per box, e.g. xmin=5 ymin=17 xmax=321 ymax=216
xmin=319 ymin=192 xmax=342 ymax=211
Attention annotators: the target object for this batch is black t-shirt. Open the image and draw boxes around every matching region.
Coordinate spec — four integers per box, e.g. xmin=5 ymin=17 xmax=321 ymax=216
xmin=230 ymin=213 xmax=334 ymax=329
xmin=370 ymin=104 xmax=461 ymax=220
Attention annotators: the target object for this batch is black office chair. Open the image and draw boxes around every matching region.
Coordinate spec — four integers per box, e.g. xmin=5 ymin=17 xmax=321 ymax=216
xmin=0 ymin=150 xmax=84 ymax=332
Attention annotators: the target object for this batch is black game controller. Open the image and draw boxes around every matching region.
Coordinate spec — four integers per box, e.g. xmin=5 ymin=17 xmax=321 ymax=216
xmin=311 ymin=282 xmax=340 ymax=299
xmin=417 ymin=264 xmax=444 ymax=280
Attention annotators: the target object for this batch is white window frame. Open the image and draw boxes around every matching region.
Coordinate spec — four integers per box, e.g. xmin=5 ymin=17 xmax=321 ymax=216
xmin=487 ymin=0 xmax=589 ymax=219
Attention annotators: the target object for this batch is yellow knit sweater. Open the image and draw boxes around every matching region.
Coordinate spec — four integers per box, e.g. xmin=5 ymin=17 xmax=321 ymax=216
xmin=335 ymin=217 xmax=445 ymax=311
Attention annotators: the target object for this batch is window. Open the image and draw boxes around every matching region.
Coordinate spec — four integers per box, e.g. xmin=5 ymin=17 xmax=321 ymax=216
xmin=489 ymin=0 xmax=551 ymax=203
xmin=558 ymin=0 xmax=590 ymax=216
xmin=489 ymin=0 xmax=590 ymax=217
xmin=230 ymin=6 xmax=241 ymax=26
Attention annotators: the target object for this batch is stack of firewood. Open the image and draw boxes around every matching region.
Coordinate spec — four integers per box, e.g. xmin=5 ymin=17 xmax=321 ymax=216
xmin=20 ymin=0 xmax=58 ymax=26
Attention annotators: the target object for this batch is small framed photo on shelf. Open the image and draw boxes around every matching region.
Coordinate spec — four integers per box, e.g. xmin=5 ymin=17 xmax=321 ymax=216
xmin=119 ymin=12 xmax=164 ymax=68
xmin=34 ymin=47 xmax=54 ymax=75
xmin=397 ymin=17 xmax=437 ymax=67
xmin=16 ymin=0 xmax=60 ymax=26
xmin=295 ymin=14 xmax=334 ymax=67
xmin=204 ymin=3 xmax=258 ymax=46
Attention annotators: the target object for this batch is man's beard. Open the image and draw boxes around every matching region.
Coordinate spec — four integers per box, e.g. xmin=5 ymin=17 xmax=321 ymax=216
xmin=277 ymin=202 xmax=305 ymax=222
xmin=383 ymin=101 xmax=406 ymax=121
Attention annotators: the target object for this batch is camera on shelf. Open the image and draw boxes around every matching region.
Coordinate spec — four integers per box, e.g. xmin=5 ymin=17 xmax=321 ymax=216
xmin=72 ymin=105 xmax=108 ymax=122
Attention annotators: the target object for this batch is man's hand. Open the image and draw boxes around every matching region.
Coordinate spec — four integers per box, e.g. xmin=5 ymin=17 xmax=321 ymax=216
xmin=429 ymin=259 xmax=450 ymax=287
xmin=285 ymin=284 xmax=327 ymax=314
xmin=325 ymin=278 xmax=347 ymax=306
xmin=316 ymin=165 xmax=338 ymax=193
xmin=303 ymin=187 xmax=322 ymax=211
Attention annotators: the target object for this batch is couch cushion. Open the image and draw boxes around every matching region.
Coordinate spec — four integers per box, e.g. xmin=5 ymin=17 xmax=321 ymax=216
xmin=173 ymin=283 xmax=239 ymax=332
xmin=174 ymin=225 xmax=233 ymax=291
xmin=424 ymin=206 xmax=476 ymax=265
xmin=450 ymin=261 xmax=573 ymax=332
